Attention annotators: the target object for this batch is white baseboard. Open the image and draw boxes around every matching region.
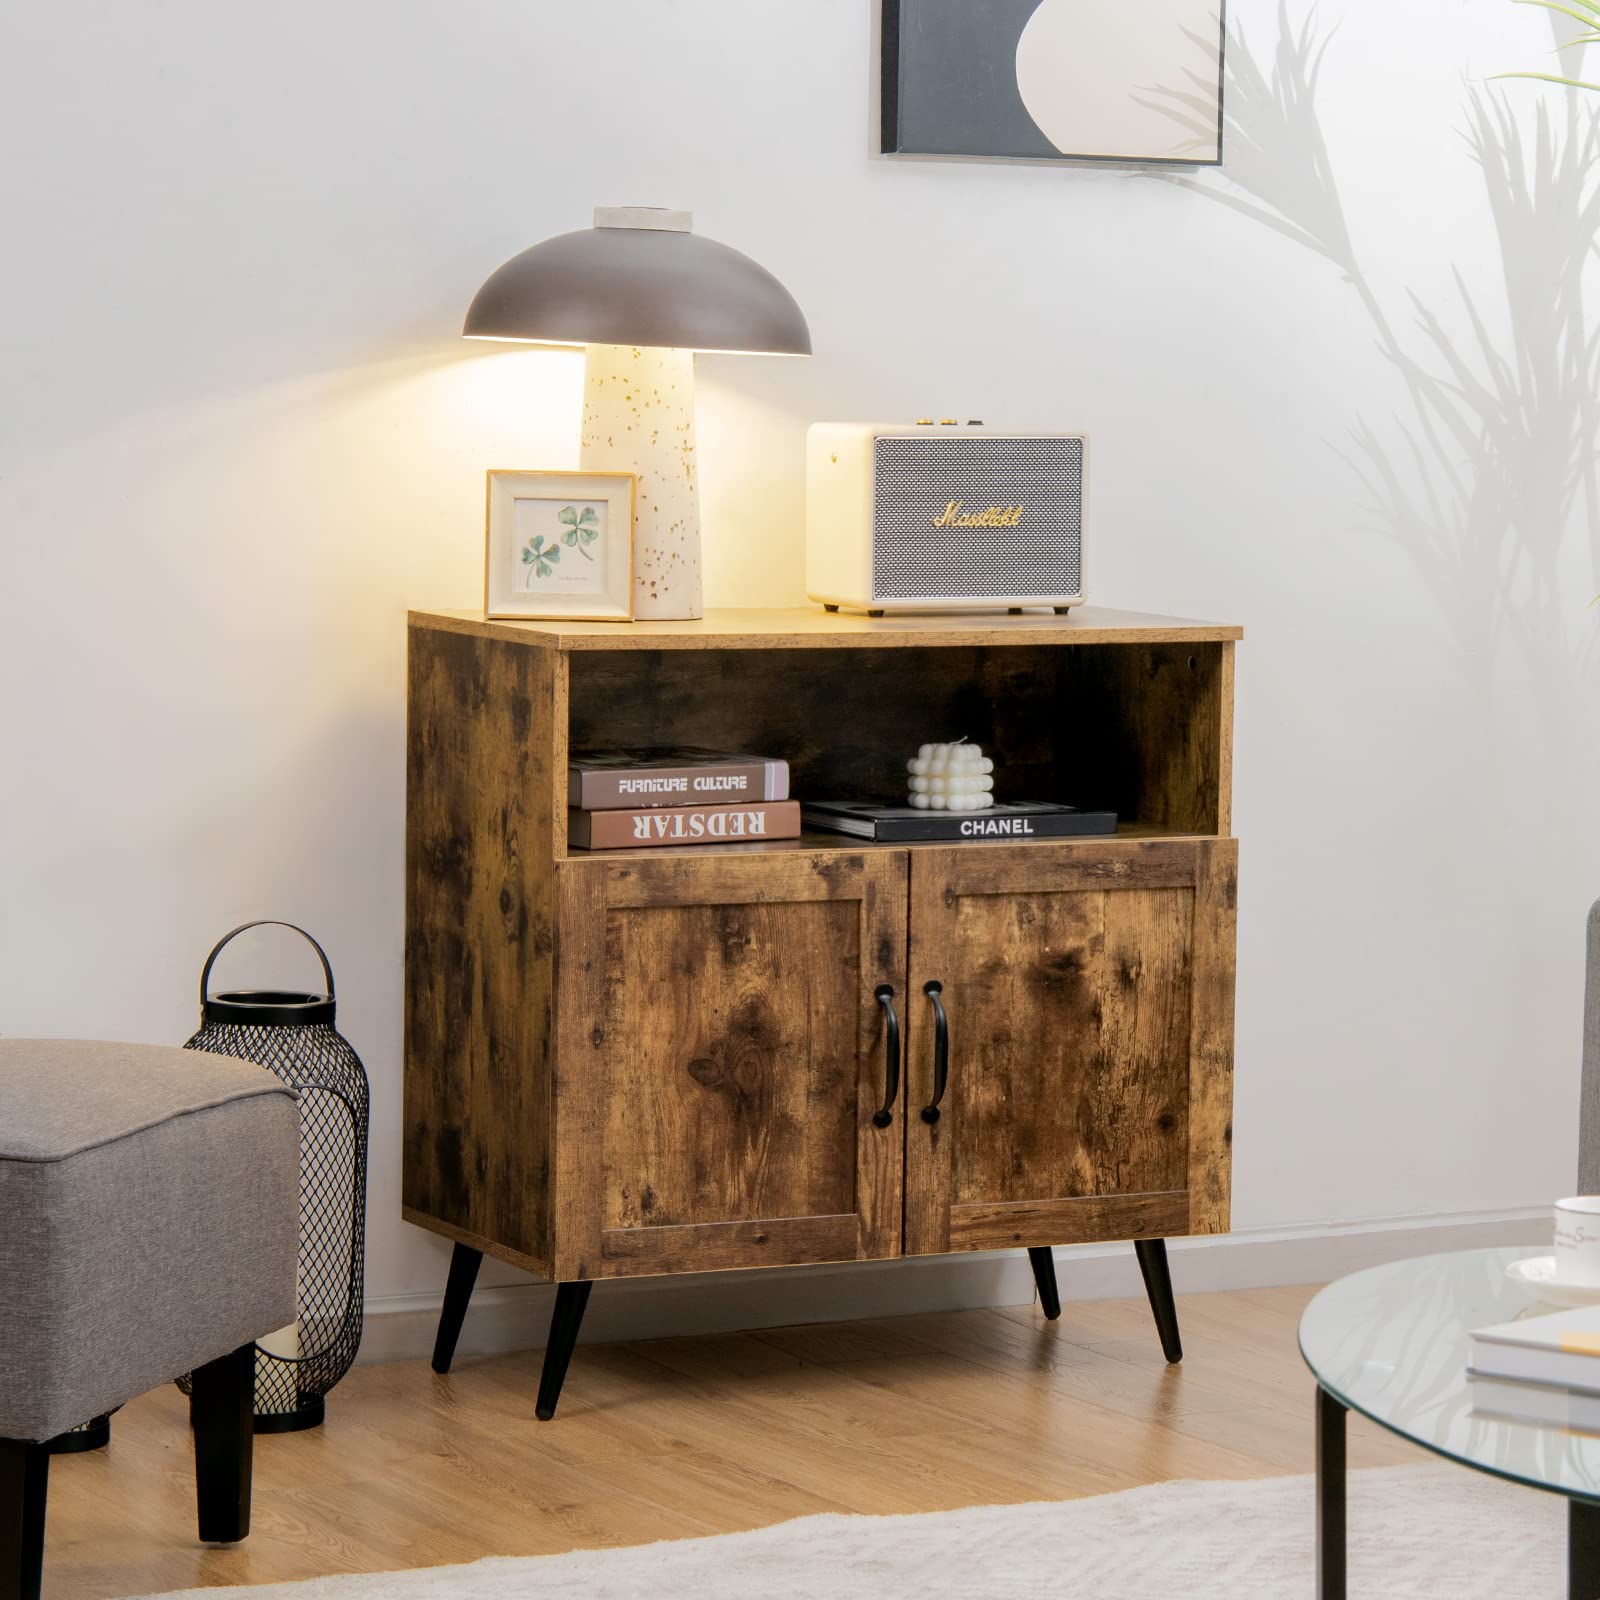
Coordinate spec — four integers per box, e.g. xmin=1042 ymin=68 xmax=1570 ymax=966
xmin=357 ymin=1206 xmax=1549 ymax=1365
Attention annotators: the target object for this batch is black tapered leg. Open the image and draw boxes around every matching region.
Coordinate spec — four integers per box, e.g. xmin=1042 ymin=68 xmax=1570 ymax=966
xmin=191 ymin=1342 xmax=255 ymax=1543
xmin=1316 ymin=1384 xmax=1347 ymax=1600
xmin=1572 ymin=1498 xmax=1600 ymax=1600
xmin=0 ymin=1438 xmax=48 ymax=1600
xmin=1134 ymin=1238 xmax=1183 ymax=1363
xmin=535 ymin=1281 xmax=594 ymax=1421
xmin=431 ymin=1243 xmax=484 ymax=1375
xmin=1027 ymin=1247 xmax=1061 ymax=1320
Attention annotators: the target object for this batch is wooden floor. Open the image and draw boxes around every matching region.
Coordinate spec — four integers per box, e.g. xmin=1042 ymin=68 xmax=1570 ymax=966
xmin=42 ymin=1281 xmax=1418 ymax=1598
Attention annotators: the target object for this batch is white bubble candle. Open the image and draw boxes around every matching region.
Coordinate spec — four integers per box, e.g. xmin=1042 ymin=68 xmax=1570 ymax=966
xmin=906 ymin=741 xmax=995 ymax=811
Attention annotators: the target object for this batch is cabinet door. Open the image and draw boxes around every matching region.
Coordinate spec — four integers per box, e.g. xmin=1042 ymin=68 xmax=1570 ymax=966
xmin=904 ymin=838 xmax=1236 ymax=1256
xmin=552 ymin=851 xmax=908 ymax=1280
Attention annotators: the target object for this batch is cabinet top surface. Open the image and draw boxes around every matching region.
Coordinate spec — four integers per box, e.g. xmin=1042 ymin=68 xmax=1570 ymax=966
xmin=409 ymin=606 xmax=1244 ymax=651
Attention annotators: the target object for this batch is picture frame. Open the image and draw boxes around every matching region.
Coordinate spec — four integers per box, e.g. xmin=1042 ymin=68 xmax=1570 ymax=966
xmin=880 ymin=0 xmax=1226 ymax=167
xmin=484 ymin=469 xmax=635 ymax=622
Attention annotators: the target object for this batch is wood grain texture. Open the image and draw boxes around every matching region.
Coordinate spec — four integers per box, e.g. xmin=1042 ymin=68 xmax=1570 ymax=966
xmin=398 ymin=1208 xmax=548 ymax=1277
xmin=411 ymin=605 xmax=1244 ymax=652
xmin=36 ymin=1283 xmax=1412 ymax=1600
xmin=565 ymin=645 xmax=1229 ymax=835
xmin=551 ymin=862 xmax=608 ymax=1281
xmin=1060 ymin=641 xmax=1230 ymax=834
xmin=403 ymin=623 xmax=557 ymax=1272
xmin=1216 ymin=641 xmax=1236 ymax=836
xmin=599 ymin=1216 xmax=863 ymax=1275
xmin=945 ymin=886 xmax=1193 ymax=1206
xmin=600 ymin=899 xmax=862 ymax=1228
xmin=403 ymin=612 xmax=1238 ymax=1293
xmin=1187 ymin=840 xmax=1239 ymax=1235
xmin=554 ymin=852 xmax=907 ymax=1279
xmin=904 ymin=839 xmax=1234 ymax=1257
xmin=569 ymin=646 xmax=1071 ymax=817
xmin=947 ymin=1192 xmax=1190 ymax=1249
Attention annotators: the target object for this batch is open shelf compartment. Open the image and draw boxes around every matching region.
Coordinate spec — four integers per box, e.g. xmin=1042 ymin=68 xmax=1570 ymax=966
xmin=559 ymin=637 xmax=1233 ymax=857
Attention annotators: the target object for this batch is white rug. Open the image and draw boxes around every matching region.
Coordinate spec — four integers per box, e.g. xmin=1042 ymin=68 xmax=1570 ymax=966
xmin=136 ymin=1466 xmax=1567 ymax=1599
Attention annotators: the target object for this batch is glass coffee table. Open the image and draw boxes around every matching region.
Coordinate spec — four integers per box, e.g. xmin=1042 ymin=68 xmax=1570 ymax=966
xmin=1300 ymin=1246 xmax=1600 ymax=1599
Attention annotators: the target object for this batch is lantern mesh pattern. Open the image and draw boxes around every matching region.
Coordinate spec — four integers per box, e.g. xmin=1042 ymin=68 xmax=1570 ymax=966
xmin=177 ymin=922 xmax=370 ymax=1432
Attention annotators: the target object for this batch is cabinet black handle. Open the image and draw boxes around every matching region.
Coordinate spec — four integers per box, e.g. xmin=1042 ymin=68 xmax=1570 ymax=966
xmin=921 ymin=981 xmax=949 ymax=1124
xmin=872 ymin=985 xmax=900 ymax=1128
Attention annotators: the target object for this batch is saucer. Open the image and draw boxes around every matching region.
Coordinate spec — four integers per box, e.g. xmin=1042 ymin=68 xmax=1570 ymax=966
xmin=1506 ymin=1255 xmax=1600 ymax=1307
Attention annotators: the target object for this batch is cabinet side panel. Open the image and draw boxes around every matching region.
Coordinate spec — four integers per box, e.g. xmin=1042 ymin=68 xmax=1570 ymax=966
xmin=1216 ymin=639 xmax=1235 ymax=836
xmin=1188 ymin=838 xmax=1238 ymax=1234
xmin=404 ymin=625 xmax=556 ymax=1270
xmin=1060 ymin=643 xmax=1226 ymax=833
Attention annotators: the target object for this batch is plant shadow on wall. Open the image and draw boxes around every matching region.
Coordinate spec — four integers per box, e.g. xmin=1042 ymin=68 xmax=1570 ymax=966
xmin=1145 ymin=2 xmax=1600 ymax=734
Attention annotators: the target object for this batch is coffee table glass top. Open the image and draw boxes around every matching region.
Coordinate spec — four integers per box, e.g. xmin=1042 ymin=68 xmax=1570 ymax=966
xmin=1300 ymin=1246 xmax=1600 ymax=1500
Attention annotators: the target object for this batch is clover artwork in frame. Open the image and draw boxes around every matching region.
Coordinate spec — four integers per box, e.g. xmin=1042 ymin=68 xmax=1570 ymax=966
xmin=484 ymin=469 xmax=635 ymax=622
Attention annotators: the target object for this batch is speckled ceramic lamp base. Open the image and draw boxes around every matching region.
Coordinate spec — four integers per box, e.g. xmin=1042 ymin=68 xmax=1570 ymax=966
xmin=579 ymin=343 xmax=703 ymax=620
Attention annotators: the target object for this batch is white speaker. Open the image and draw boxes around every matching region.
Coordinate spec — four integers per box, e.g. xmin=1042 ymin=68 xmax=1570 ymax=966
xmin=805 ymin=422 xmax=1087 ymax=614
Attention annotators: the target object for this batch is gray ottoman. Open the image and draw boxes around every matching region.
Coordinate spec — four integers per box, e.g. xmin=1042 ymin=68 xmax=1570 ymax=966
xmin=0 ymin=1039 xmax=299 ymax=1600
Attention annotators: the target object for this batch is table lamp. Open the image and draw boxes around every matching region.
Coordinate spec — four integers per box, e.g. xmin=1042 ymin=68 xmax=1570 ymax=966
xmin=463 ymin=207 xmax=812 ymax=620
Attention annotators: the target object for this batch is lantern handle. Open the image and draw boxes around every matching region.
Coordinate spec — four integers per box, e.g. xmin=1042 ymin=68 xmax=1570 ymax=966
xmin=199 ymin=921 xmax=336 ymax=1012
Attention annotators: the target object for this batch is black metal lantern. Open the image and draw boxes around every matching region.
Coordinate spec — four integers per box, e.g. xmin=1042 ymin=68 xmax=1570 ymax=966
xmin=181 ymin=921 xmax=370 ymax=1432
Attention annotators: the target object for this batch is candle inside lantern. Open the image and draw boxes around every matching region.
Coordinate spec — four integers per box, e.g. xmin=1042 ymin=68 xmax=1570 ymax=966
xmin=906 ymin=740 xmax=995 ymax=811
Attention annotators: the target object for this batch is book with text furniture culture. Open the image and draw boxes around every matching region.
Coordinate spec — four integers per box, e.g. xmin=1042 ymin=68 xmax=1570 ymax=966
xmin=569 ymin=800 xmax=802 ymax=850
xmin=801 ymin=799 xmax=1117 ymax=843
xmin=568 ymin=747 xmax=790 ymax=810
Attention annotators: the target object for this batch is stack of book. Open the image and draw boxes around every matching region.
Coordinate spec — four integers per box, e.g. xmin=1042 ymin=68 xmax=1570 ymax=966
xmin=567 ymin=747 xmax=799 ymax=850
xmin=1469 ymin=1303 xmax=1600 ymax=1433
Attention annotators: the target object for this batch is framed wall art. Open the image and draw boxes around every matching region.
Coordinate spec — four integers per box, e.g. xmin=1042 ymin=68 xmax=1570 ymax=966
xmin=881 ymin=0 xmax=1225 ymax=166
xmin=484 ymin=469 xmax=635 ymax=622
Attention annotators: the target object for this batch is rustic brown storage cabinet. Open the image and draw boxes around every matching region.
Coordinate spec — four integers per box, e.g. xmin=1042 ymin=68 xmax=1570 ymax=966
xmin=404 ymin=606 xmax=1240 ymax=1417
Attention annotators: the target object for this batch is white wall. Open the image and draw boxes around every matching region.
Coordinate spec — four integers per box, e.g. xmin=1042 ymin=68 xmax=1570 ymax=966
xmin=3 ymin=1 xmax=1596 ymax=1331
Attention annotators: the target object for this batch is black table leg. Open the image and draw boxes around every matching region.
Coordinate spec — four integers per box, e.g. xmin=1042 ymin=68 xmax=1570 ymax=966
xmin=1027 ymin=1247 xmax=1062 ymax=1320
xmin=1317 ymin=1383 xmax=1347 ymax=1600
xmin=431 ymin=1242 xmax=483 ymax=1375
xmin=1135 ymin=1238 xmax=1183 ymax=1364
xmin=191 ymin=1342 xmax=256 ymax=1543
xmin=536 ymin=1281 xmax=594 ymax=1421
xmin=0 ymin=1438 xmax=49 ymax=1600
xmin=1572 ymin=1498 xmax=1600 ymax=1600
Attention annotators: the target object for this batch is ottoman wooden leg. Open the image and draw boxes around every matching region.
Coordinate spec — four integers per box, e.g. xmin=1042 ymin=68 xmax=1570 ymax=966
xmin=191 ymin=1343 xmax=256 ymax=1543
xmin=0 ymin=1438 xmax=49 ymax=1600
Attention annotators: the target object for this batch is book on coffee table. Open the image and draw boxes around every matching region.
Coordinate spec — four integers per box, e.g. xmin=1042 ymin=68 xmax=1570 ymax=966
xmin=1469 ymin=1302 xmax=1600 ymax=1393
xmin=1469 ymin=1373 xmax=1600 ymax=1435
xmin=801 ymin=799 xmax=1117 ymax=843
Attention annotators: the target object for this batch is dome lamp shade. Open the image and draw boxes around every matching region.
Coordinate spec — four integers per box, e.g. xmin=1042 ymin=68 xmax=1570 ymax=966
xmin=462 ymin=207 xmax=811 ymax=356
xmin=461 ymin=207 xmax=812 ymax=620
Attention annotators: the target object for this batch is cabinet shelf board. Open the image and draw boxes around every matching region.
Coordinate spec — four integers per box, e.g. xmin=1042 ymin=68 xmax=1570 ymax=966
xmin=554 ymin=820 xmax=1207 ymax=864
xmin=412 ymin=606 xmax=1243 ymax=652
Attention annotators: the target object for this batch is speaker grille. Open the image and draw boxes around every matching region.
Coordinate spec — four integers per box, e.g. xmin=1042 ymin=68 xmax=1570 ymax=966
xmin=871 ymin=436 xmax=1083 ymax=600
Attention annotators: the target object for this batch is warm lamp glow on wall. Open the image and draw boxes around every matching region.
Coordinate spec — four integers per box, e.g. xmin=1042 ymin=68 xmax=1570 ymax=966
xmin=463 ymin=207 xmax=812 ymax=620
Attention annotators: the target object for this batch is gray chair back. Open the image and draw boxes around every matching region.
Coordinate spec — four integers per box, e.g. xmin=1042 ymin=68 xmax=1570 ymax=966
xmin=1580 ymin=903 xmax=1600 ymax=1192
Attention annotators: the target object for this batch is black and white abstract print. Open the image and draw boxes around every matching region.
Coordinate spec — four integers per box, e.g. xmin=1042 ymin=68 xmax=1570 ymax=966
xmin=882 ymin=0 xmax=1225 ymax=165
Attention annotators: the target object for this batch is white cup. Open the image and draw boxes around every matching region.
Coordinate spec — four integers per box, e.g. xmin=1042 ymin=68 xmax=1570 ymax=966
xmin=1554 ymin=1197 xmax=1600 ymax=1287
